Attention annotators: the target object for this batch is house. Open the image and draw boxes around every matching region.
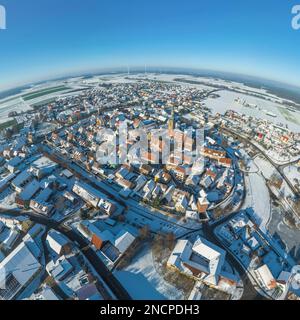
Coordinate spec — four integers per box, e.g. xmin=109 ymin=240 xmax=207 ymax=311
xmin=116 ymin=177 xmax=135 ymax=190
xmin=7 ymin=156 xmax=23 ymax=173
xmin=139 ymin=164 xmax=152 ymax=175
xmin=0 ymin=216 xmax=32 ymax=232
xmin=11 ymin=170 xmax=33 ymax=193
xmin=30 ymin=187 xmax=54 ymax=216
xmin=46 ymin=231 xmax=72 ymax=256
xmin=61 ymin=169 xmax=73 ymax=179
xmin=186 ymin=174 xmax=200 ymax=187
xmin=167 ymin=236 xmax=227 ymax=287
xmin=200 ymin=175 xmax=213 ymax=188
xmin=1 ymin=228 xmax=20 ymax=251
xmin=185 ymin=210 xmax=199 ymax=221
xmin=0 ymin=173 xmax=16 ymax=193
xmin=114 ymin=230 xmax=136 ymax=255
xmin=175 ymin=194 xmax=188 ymax=213
xmin=77 ymin=222 xmax=135 ymax=262
xmin=76 ymin=283 xmax=103 ymax=300
xmin=72 ymin=181 xmax=117 ymax=215
xmin=162 ymin=185 xmax=175 ymax=204
xmin=46 ymin=256 xmax=74 ymax=282
xmin=197 ymin=196 xmax=209 ymax=214
xmin=0 ymin=242 xmax=42 ymax=300
xmin=143 ymin=180 xmax=156 ymax=194
xmin=16 ymin=179 xmax=40 ymax=207
xmin=78 ymin=222 xmax=114 ymax=250
xmin=92 ymin=229 xmax=114 ymax=250
xmin=133 ymin=175 xmax=148 ymax=193
xmin=35 ymin=286 xmax=60 ymax=300
xmin=255 ymin=264 xmax=277 ymax=291
xmin=29 ymin=156 xmax=58 ymax=178
xmin=72 ymin=181 xmax=101 ymax=208
xmin=218 ymin=158 xmax=232 ymax=168
xmin=201 ymin=148 xmax=226 ymax=161
xmin=98 ymin=198 xmax=116 ymax=215
xmin=172 ymin=166 xmax=186 ymax=181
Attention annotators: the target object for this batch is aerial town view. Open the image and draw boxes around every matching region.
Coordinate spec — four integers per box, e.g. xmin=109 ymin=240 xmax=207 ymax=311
xmin=0 ymin=0 xmax=299 ymax=308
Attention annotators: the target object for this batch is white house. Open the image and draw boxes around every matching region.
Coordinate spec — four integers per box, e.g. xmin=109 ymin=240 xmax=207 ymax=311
xmin=167 ymin=236 xmax=228 ymax=287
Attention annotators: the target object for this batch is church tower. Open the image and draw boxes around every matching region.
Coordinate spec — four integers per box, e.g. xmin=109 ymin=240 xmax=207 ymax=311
xmin=168 ymin=105 xmax=175 ymax=134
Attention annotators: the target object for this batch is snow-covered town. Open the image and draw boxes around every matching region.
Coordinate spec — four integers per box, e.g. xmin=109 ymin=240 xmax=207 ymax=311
xmin=0 ymin=72 xmax=299 ymax=301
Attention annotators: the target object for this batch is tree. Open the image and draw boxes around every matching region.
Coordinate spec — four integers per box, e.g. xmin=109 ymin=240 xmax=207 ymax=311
xmin=12 ymin=124 xmax=20 ymax=135
xmin=5 ymin=128 xmax=13 ymax=139
xmin=79 ymin=208 xmax=88 ymax=220
xmin=117 ymin=215 xmax=126 ymax=223
xmin=165 ymin=232 xmax=176 ymax=250
xmin=139 ymin=225 xmax=150 ymax=240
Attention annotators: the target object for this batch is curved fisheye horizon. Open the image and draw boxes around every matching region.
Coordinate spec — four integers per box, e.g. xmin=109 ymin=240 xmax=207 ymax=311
xmin=1 ymin=66 xmax=300 ymax=104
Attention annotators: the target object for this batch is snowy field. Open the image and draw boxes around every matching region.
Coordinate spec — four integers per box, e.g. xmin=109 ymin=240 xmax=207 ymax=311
xmin=202 ymin=90 xmax=300 ymax=132
xmin=0 ymin=98 xmax=32 ymax=124
xmin=114 ymin=244 xmax=185 ymax=300
xmin=242 ymin=171 xmax=271 ymax=232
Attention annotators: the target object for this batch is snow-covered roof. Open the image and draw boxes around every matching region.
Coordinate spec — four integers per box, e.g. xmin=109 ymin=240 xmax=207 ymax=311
xmin=255 ymin=264 xmax=276 ymax=290
xmin=193 ymin=237 xmax=225 ymax=261
xmin=19 ymin=179 xmax=40 ymax=201
xmin=114 ymin=230 xmax=135 ymax=254
xmin=11 ymin=170 xmax=32 ymax=189
xmin=168 ymin=236 xmax=226 ymax=286
xmin=47 ymin=256 xmax=73 ymax=281
xmin=39 ymin=287 xmax=60 ymax=300
xmin=35 ymin=187 xmax=53 ymax=202
xmin=0 ymin=242 xmax=41 ymax=300
xmin=46 ymin=230 xmax=69 ymax=254
xmin=7 ymin=156 xmax=23 ymax=167
xmin=31 ymin=156 xmax=57 ymax=170
xmin=0 ymin=173 xmax=16 ymax=189
xmin=76 ymin=283 xmax=103 ymax=300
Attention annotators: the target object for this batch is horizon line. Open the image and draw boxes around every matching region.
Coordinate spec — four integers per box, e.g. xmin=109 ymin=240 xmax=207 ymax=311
xmin=1 ymin=65 xmax=300 ymax=95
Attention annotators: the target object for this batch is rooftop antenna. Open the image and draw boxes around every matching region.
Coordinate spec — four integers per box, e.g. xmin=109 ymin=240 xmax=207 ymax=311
xmin=144 ymin=64 xmax=147 ymax=75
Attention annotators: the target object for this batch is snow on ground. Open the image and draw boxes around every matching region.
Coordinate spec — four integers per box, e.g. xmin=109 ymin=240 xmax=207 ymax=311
xmin=0 ymin=188 xmax=17 ymax=209
xmin=255 ymin=156 xmax=295 ymax=199
xmin=0 ymin=98 xmax=32 ymax=124
xmin=283 ymin=165 xmax=300 ymax=186
xmin=114 ymin=244 xmax=184 ymax=300
xmin=242 ymin=171 xmax=271 ymax=232
xmin=202 ymin=90 xmax=300 ymax=132
xmin=268 ymin=206 xmax=300 ymax=261
xmin=254 ymin=156 xmax=276 ymax=179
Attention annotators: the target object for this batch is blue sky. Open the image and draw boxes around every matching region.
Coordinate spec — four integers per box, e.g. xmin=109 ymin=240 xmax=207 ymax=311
xmin=0 ymin=0 xmax=299 ymax=90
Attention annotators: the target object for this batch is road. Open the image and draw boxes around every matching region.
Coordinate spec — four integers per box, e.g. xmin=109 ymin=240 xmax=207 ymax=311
xmin=19 ymin=134 xmax=269 ymax=299
xmin=221 ymin=126 xmax=299 ymax=198
xmin=202 ymin=223 xmax=267 ymax=300
xmin=40 ymin=143 xmax=201 ymax=235
xmin=1 ymin=208 xmax=132 ymax=300
xmin=40 ymin=134 xmax=265 ymax=299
